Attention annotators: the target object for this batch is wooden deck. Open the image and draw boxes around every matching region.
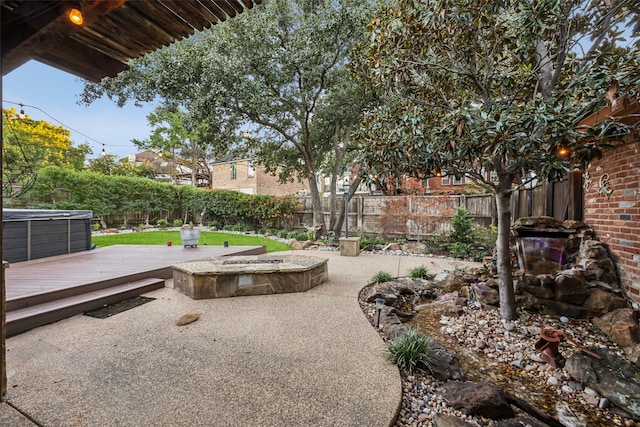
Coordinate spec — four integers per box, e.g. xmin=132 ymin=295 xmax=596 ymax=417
xmin=3 ymin=244 xmax=267 ymax=335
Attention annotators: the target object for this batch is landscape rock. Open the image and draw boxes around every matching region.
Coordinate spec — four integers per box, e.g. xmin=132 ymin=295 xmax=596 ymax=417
xmin=471 ymin=283 xmax=500 ymax=306
xmin=402 ymin=241 xmax=427 ymax=254
xmin=553 ymin=275 xmax=589 ymax=305
xmin=592 ymin=308 xmax=640 ymax=349
xmin=582 ymin=288 xmax=629 ymax=316
xmin=494 ymin=417 xmax=549 ymax=427
xmin=440 ymin=381 xmax=515 ymax=419
xmin=433 ymin=413 xmax=474 ymax=427
xmin=565 ymin=348 xmax=640 ymax=420
xmin=435 ymin=272 xmax=466 ymax=293
xmin=427 ymin=338 xmax=464 ymax=381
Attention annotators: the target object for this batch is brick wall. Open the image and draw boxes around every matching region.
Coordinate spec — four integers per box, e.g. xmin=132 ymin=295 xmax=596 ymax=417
xmin=583 ymin=134 xmax=640 ymax=303
xmin=210 ymin=159 xmax=308 ymax=196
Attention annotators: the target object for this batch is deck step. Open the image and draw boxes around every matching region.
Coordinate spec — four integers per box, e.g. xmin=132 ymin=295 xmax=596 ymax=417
xmin=6 ymin=277 xmax=165 ymax=336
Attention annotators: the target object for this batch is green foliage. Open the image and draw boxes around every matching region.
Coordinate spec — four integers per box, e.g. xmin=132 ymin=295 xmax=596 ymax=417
xmin=450 ymin=206 xmax=473 ymax=244
xmin=157 ymin=219 xmax=168 ymax=228
xmin=358 ymin=230 xmax=386 ymax=251
xmin=288 ymin=231 xmax=309 ymax=241
xmin=173 ymin=219 xmax=183 ymax=227
xmin=444 ymin=242 xmax=474 ymax=259
xmin=372 ymin=271 xmax=393 ymax=283
xmin=91 ymin=223 xmax=101 ymax=232
xmin=386 ymin=329 xmax=435 ymax=373
xmin=409 ymin=265 xmax=430 ymax=279
xmin=277 ymin=230 xmax=289 ymax=239
xmin=13 ymin=167 xmax=298 ymax=230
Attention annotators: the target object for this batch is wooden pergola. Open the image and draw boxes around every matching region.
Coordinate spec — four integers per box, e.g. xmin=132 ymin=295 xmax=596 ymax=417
xmin=1 ymin=0 xmax=263 ymax=398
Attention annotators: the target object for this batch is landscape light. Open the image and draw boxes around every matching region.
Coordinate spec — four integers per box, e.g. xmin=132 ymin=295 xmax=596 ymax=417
xmin=375 ymin=297 xmax=385 ymax=328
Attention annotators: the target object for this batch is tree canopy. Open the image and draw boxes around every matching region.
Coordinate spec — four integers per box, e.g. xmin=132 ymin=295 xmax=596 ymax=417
xmin=2 ymin=108 xmax=90 ymax=197
xmin=81 ymin=0 xmax=376 ymax=237
xmin=353 ymin=0 xmax=640 ymax=319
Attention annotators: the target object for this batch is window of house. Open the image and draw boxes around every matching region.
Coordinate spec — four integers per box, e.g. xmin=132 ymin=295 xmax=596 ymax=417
xmin=453 ymin=176 xmax=463 ymax=185
xmin=230 ymin=163 xmax=237 ymax=180
xmin=248 ymin=161 xmax=255 ymax=178
xmin=442 ymin=176 xmax=451 ymax=186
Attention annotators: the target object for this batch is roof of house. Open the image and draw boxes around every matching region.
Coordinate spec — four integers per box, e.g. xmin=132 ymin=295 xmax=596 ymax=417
xmin=1 ymin=0 xmax=262 ymax=82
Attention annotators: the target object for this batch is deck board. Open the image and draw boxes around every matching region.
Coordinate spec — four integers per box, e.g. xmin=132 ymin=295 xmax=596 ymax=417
xmin=4 ymin=244 xmax=267 ymax=301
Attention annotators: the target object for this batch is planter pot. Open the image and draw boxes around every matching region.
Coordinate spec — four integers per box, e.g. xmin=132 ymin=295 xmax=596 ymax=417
xmin=180 ymin=229 xmax=201 ymax=248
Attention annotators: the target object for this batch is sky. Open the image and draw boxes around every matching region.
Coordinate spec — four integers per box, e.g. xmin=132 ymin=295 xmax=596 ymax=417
xmin=2 ymin=60 xmax=155 ymax=159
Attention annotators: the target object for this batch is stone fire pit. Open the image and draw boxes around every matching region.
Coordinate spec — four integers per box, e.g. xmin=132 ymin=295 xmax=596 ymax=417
xmin=172 ymin=254 xmax=328 ymax=299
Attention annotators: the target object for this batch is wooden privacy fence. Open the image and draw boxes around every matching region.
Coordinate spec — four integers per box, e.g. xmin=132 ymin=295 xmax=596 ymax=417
xmin=293 ymin=194 xmax=496 ymax=239
xmin=293 ymin=176 xmax=581 ymax=239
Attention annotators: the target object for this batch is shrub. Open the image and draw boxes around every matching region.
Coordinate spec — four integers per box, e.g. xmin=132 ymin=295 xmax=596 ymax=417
xmin=173 ymin=219 xmax=183 ymax=227
xmin=277 ymin=230 xmax=289 ymax=239
xmin=288 ymin=231 xmax=308 ymax=241
xmin=386 ymin=329 xmax=435 ymax=373
xmin=91 ymin=223 xmax=101 ymax=232
xmin=222 ymin=224 xmax=233 ymax=231
xmin=157 ymin=219 xmax=167 ymax=228
xmin=372 ymin=271 xmax=393 ymax=283
xmin=409 ymin=265 xmax=430 ymax=279
xmin=258 ymin=228 xmax=268 ymax=234
xmin=450 ymin=205 xmax=473 ymax=243
xmin=359 ymin=230 xmax=386 ymax=251
xmin=208 ymin=220 xmax=222 ymax=229
xmin=444 ymin=242 xmax=473 ymax=259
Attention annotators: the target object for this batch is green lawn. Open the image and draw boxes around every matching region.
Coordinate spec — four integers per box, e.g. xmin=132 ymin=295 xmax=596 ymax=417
xmin=91 ymin=231 xmax=292 ymax=253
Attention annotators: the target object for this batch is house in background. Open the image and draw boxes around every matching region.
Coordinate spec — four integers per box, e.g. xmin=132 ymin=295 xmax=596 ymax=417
xmin=210 ymin=157 xmax=309 ymax=196
xmin=579 ymin=96 xmax=640 ymax=304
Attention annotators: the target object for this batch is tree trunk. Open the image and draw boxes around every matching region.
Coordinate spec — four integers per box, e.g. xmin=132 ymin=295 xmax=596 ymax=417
xmin=307 ymin=173 xmax=326 ymax=239
xmin=495 ymin=186 xmax=517 ymax=320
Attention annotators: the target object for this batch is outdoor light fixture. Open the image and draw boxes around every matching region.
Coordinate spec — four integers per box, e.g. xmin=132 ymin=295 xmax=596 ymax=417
xmin=101 ymin=145 xmax=107 ymax=157
xmin=558 ymin=145 xmax=569 ymax=156
xmin=343 ymin=179 xmax=350 ymax=237
xmin=68 ymin=8 xmax=84 ymax=25
xmin=523 ymin=171 xmax=539 ymax=217
xmin=375 ymin=297 xmax=385 ymax=328
xmin=18 ymin=104 xmax=25 ymax=120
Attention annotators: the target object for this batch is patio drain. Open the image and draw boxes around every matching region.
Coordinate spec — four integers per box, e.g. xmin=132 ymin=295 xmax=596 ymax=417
xmin=84 ymin=296 xmax=156 ymax=319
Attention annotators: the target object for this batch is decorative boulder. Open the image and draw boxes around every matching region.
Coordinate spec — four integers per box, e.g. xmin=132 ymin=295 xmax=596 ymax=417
xmin=565 ymin=348 xmax=640 ymax=420
xmin=471 ymin=283 xmax=500 ymax=306
xmin=427 ymin=337 xmax=464 ymax=381
xmin=553 ymin=275 xmax=589 ymax=305
xmin=440 ymin=381 xmax=514 ymax=419
xmin=592 ymin=308 xmax=640 ymax=349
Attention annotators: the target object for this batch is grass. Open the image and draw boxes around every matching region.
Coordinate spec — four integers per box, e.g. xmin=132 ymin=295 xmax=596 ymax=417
xmin=91 ymin=231 xmax=292 ymax=253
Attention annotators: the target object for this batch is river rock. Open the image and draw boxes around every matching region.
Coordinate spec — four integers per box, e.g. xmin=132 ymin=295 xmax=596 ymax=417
xmin=565 ymin=348 xmax=640 ymax=420
xmin=427 ymin=337 xmax=464 ymax=381
xmin=592 ymin=308 xmax=640 ymax=349
xmin=440 ymin=381 xmax=515 ymax=419
xmin=494 ymin=417 xmax=549 ymax=427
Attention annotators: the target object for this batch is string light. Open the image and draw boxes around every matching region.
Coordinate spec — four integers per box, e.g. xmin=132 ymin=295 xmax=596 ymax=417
xmin=68 ymin=8 xmax=84 ymax=25
xmin=101 ymin=144 xmax=107 ymax=156
xmin=18 ymin=104 xmax=25 ymax=119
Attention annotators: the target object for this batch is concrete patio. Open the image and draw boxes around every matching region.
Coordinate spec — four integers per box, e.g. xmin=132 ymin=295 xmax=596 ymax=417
xmin=2 ymin=250 xmax=478 ymax=426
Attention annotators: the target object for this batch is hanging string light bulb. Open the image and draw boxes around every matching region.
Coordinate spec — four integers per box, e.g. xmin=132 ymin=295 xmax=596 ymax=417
xmin=18 ymin=104 xmax=26 ymax=119
xmin=101 ymin=144 xmax=107 ymax=157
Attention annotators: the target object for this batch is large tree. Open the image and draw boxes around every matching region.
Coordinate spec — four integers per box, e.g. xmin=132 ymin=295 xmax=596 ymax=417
xmin=2 ymin=108 xmax=90 ymax=197
xmin=354 ymin=0 xmax=640 ymax=319
xmin=81 ymin=0 xmax=375 ymax=237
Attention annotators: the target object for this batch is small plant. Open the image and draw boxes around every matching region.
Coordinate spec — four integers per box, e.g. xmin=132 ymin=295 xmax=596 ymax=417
xmin=386 ymin=328 xmax=435 ymax=373
xmin=306 ymin=229 xmax=314 ymax=241
xmin=157 ymin=219 xmax=168 ymax=228
xmin=409 ymin=265 xmax=430 ymax=279
xmin=445 ymin=242 xmax=473 ymax=259
xmin=173 ymin=219 xmax=183 ymax=227
xmin=277 ymin=230 xmax=289 ymax=239
xmin=372 ymin=271 xmax=393 ymax=283
xmin=222 ymin=224 xmax=233 ymax=231
xmin=450 ymin=205 xmax=473 ymax=243
xmin=119 ymin=225 xmax=127 ymax=230
xmin=358 ymin=231 xmax=386 ymax=251
xmin=91 ymin=223 xmax=101 ymax=232
xmin=208 ymin=220 xmax=222 ymax=229
xmin=258 ymin=228 xmax=268 ymax=234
